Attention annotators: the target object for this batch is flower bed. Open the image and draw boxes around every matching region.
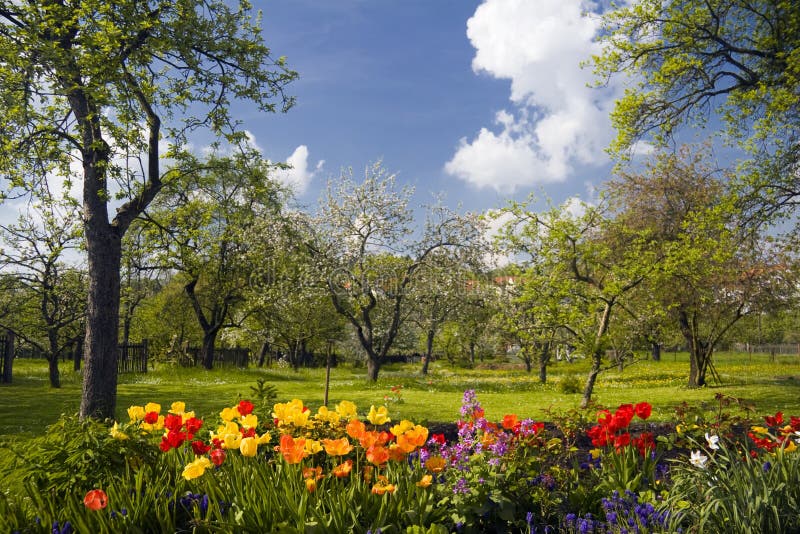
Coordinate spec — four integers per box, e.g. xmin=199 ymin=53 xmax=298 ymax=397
xmin=2 ymin=392 xmax=799 ymax=533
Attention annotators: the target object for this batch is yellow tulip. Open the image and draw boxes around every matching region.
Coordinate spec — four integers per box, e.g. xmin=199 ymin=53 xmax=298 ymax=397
xmin=367 ymin=405 xmax=390 ymax=425
xmin=110 ymin=422 xmax=129 ymax=441
xmin=144 ymin=402 xmax=161 ymax=414
xmin=390 ymin=420 xmax=414 ymax=437
xmin=305 ymin=439 xmax=323 ymax=455
xmin=182 ymin=457 xmax=212 ymax=480
xmin=169 ymin=401 xmax=186 ymax=414
xmin=335 ymin=400 xmax=358 ymax=419
xmin=240 ymin=414 xmax=258 ymax=429
xmin=315 ymin=406 xmax=341 ymax=425
xmin=127 ymin=405 xmax=145 ymax=422
xmin=220 ymin=407 xmax=238 ymax=422
xmin=239 ymin=436 xmax=258 ymax=457
xmin=257 ymin=432 xmax=272 ymax=445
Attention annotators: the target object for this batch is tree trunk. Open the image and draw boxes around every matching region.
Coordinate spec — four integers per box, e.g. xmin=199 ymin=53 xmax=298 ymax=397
xmin=73 ymin=337 xmax=82 ymax=372
xmin=367 ymin=357 xmax=381 ymax=381
xmin=2 ymin=330 xmax=14 ymax=384
xmin=122 ymin=314 xmax=132 ymax=346
xmin=581 ymin=301 xmax=613 ymax=408
xmin=47 ymin=329 xmax=60 ymax=388
xmin=200 ymin=329 xmax=219 ymax=370
xmin=651 ymin=342 xmax=661 ymax=361
xmin=421 ymin=329 xmax=434 ymax=375
xmin=539 ymin=343 xmax=550 ymax=384
xmin=80 ymin=223 xmax=122 ymax=420
xmin=48 ymin=355 xmax=61 ymax=389
xmin=258 ymin=340 xmax=270 ymax=367
xmin=469 ymin=341 xmax=476 ymax=365
xmin=580 ymin=353 xmax=602 ymax=409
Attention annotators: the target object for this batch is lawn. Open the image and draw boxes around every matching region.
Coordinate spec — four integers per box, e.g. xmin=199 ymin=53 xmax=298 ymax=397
xmin=2 ymin=350 xmax=799 ymax=439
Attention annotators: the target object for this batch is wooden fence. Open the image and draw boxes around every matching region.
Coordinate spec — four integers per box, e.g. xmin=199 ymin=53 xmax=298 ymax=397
xmin=118 ymin=341 xmax=149 ymax=374
xmin=11 ymin=339 xmax=149 ymax=374
xmin=187 ymin=346 xmax=250 ymax=368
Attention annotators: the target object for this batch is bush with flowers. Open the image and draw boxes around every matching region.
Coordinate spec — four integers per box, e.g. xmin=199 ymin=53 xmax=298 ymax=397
xmin=1 ymin=391 xmax=800 ymax=533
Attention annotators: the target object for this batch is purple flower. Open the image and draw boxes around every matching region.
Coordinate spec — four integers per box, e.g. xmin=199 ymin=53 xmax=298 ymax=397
xmin=453 ymin=477 xmax=470 ymax=495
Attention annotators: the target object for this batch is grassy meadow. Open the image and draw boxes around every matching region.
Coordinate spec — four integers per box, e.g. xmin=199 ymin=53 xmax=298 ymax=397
xmin=2 ymin=350 xmax=800 ymax=439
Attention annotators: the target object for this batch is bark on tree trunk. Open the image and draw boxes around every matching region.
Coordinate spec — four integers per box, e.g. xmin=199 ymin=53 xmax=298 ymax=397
xmin=367 ymin=357 xmax=380 ymax=381
xmin=2 ymin=330 xmax=14 ymax=384
xmin=48 ymin=355 xmax=61 ymax=389
xmin=539 ymin=343 xmax=550 ymax=384
xmin=80 ymin=225 xmax=122 ymax=420
xmin=651 ymin=342 xmax=661 ymax=361
xmin=201 ymin=329 xmax=219 ymax=370
xmin=581 ymin=353 xmax=602 ymax=409
xmin=421 ymin=329 xmax=434 ymax=375
xmin=258 ymin=340 xmax=270 ymax=367
xmin=47 ymin=329 xmax=61 ymax=388
xmin=469 ymin=341 xmax=476 ymax=365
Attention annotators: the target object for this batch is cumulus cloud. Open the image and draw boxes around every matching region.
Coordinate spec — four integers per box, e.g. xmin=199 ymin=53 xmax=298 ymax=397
xmin=273 ymin=145 xmax=324 ymax=195
xmin=445 ymin=0 xmax=622 ymax=191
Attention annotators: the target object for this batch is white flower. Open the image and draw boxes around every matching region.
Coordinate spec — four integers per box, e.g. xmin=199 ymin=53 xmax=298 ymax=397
xmin=705 ymin=433 xmax=720 ymax=450
xmin=794 ymin=431 xmax=800 ymax=445
xmin=690 ymin=450 xmax=708 ymax=469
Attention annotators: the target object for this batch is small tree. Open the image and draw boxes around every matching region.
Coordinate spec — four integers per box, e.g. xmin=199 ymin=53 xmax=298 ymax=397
xmin=315 ymin=163 xmax=483 ymax=381
xmin=141 ymin=153 xmax=285 ymax=369
xmin=499 ymin=199 xmax=657 ymax=407
xmin=0 ymin=197 xmax=85 ymax=387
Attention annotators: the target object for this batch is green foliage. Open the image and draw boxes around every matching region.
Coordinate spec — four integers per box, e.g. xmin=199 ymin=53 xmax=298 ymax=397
xmin=663 ymin=439 xmax=800 ymax=533
xmin=8 ymin=415 xmax=160 ymax=499
xmin=248 ymin=378 xmax=279 ymax=413
xmin=558 ymin=373 xmax=583 ymax=395
xmin=594 ymin=0 xmax=800 ymax=226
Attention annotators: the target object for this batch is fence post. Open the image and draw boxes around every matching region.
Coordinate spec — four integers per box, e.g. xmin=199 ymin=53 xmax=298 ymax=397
xmin=142 ymin=339 xmax=149 ymax=373
xmin=2 ymin=330 xmax=14 ymax=384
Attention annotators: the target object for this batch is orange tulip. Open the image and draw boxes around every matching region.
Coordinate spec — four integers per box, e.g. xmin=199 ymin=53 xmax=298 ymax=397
xmin=332 ymin=459 xmax=353 ymax=478
xmin=425 ymin=455 xmax=446 ymax=473
xmin=416 ymin=474 xmax=433 ymax=488
xmin=346 ymin=419 xmax=366 ymax=440
xmin=302 ymin=466 xmax=324 ymax=481
xmin=366 ymin=444 xmax=389 ymax=465
xmin=371 ymin=475 xmax=396 ymax=495
xmin=279 ymin=434 xmax=307 ymax=464
xmin=322 ymin=437 xmax=353 ymax=456
xmin=388 ymin=443 xmax=407 ymax=462
xmin=83 ymin=489 xmax=108 ymax=511
xmin=397 ymin=425 xmax=429 ymax=452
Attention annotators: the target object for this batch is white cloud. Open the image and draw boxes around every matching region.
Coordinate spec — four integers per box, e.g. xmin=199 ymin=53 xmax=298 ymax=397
xmin=446 ymin=0 xmax=622 ymax=191
xmin=273 ymin=145 xmax=324 ymax=195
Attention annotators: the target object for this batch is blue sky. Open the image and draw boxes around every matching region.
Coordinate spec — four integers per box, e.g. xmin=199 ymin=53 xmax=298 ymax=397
xmin=240 ymin=0 xmax=624 ymax=214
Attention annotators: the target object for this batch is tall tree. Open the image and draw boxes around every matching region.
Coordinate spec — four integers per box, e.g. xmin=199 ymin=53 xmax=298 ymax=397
xmin=141 ymin=153 xmax=285 ymax=369
xmin=607 ymin=148 xmax=796 ymax=387
xmin=593 ymin=0 xmax=800 ymax=224
xmin=315 ymin=163 xmax=483 ymax=381
xmin=0 ymin=0 xmax=296 ymax=418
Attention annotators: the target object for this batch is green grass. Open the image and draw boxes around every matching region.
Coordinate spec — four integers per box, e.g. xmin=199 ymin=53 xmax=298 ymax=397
xmin=2 ymin=351 xmax=800 ymax=439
